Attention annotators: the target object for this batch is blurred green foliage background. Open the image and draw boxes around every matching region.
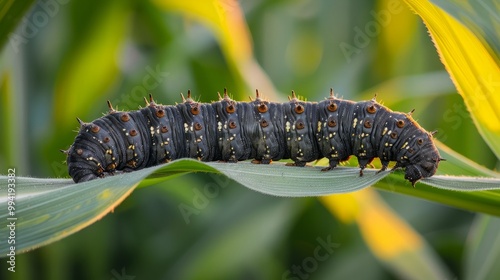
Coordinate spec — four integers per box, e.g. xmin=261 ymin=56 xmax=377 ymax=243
xmin=0 ymin=0 xmax=498 ymax=279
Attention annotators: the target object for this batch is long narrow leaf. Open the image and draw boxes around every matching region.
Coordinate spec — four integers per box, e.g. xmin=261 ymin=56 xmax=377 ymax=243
xmin=375 ymin=142 xmax=500 ymax=217
xmin=465 ymin=215 xmax=500 ymax=280
xmin=429 ymin=0 xmax=500 ymax=60
xmin=152 ymin=0 xmax=280 ymax=99
xmin=404 ymin=0 xmax=500 ymax=159
xmin=1 ymin=158 xmax=500 ymax=255
xmin=321 ymin=189 xmax=453 ymax=280
xmin=54 ymin=1 xmax=129 ymax=128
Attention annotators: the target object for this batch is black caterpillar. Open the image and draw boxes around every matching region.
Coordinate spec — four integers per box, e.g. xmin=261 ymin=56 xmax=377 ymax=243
xmin=63 ymin=89 xmax=443 ymax=186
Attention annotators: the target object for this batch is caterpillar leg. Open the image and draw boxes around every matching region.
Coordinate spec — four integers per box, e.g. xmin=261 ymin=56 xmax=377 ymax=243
xmin=376 ymin=160 xmax=390 ymax=174
xmin=227 ymin=155 xmax=238 ymax=163
xmin=376 ymin=166 xmax=387 ymax=174
xmin=390 ymin=162 xmax=403 ymax=171
xmin=251 ymin=159 xmax=272 ymax=164
xmin=74 ymin=173 xmax=99 ymax=183
xmin=218 ymin=156 xmax=238 ymax=163
xmin=321 ymin=158 xmax=339 ymax=171
xmin=358 ymin=158 xmax=374 ymax=177
xmin=286 ymin=161 xmax=307 ymax=167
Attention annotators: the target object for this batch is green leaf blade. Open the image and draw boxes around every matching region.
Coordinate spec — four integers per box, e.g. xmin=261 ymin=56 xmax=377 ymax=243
xmin=1 ymin=175 xmax=138 ymax=255
xmin=1 ymin=157 xmax=500 ymax=256
xmin=209 ymin=161 xmax=390 ymax=196
xmin=429 ymin=0 xmax=500 ymax=60
xmin=422 ymin=175 xmax=500 ymax=191
xmin=465 ymin=215 xmax=500 ymax=280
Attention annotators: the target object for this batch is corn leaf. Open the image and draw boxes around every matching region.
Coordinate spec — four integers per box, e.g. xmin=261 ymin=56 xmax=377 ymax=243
xmin=53 ymin=1 xmax=129 ymax=128
xmin=321 ymin=189 xmax=453 ymax=280
xmin=152 ymin=0 xmax=280 ymax=99
xmin=429 ymin=0 xmax=500 ymax=60
xmin=465 ymin=215 xmax=500 ymax=280
xmin=404 ymin=0 xmax=500 ymax=159
xmin=1 ymin=157 xmax=500 ymax=256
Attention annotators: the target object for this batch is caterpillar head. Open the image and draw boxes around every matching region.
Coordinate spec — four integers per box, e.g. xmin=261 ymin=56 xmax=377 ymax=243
xmin=404 ymin=134 xmax=442 ymax=186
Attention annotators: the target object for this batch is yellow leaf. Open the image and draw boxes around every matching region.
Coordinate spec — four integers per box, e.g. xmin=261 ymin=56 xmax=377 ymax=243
xmin=153 ymin=0 xmax=279 ymax=99
xmin=321 ymin=189 xmax=422 ymax=259
xmin=320 ymin=189 xmax=451 ymax=279
xmin=376 ymin=0 xmax=419 ymax=77
xmin=54 ymin=2 xmax=129 ymax=127
xmin=404 ymin=0 xmax=500 ymax=159
xmin=154 ymin=0 xmax=252 ymax=64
